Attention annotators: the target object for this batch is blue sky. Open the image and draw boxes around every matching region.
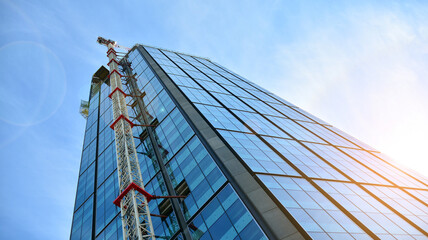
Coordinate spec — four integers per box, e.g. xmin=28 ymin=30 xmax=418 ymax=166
xmin=0 ymin=0 xmax=427 ymax=239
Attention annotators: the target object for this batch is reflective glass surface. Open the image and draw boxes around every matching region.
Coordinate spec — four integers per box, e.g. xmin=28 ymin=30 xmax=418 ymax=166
xmin=96 ymin=172 xmax=120 ymax=235
xmin=143 ymin=46 xmax=428 ymax=239
xmin=71 ymin=47 xmax=267 ymax=239
xmin=364 ymin=185 xmax=428 ymax=231
xmin=72 ymin=45 xmax=428 ymax=240
xmin=317 ymin=181 xmax=426 ymax=239
xmin=71 ymin=196 xmax=94 ymax=240
xmin=189 ymin=184 xmax=267 ymax=240
xmin=258 ymin=175 xmax=369 ymax=239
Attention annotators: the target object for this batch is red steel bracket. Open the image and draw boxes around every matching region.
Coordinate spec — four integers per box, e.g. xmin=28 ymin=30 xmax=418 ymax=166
xmin=110 ymin=114 xmax=135 ymax=129
xmin=107 ymin=58 xmax=119 ymax=66
xmin=108 ymin=87 xmax=127 ymax=99
xmin=113 ymin=182 xmax=186 ymax=207
xmin=113 ymin=182 xmax=154 ymax=207
xmin=108 ymin=69 xmax=123 ymax=79
xmin=106 ymin=48 xmax=117 ymax=56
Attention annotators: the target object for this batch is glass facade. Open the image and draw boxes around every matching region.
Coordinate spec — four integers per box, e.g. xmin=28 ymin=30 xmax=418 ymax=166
xmin=71 ymin=44 xmax=428 ymax=240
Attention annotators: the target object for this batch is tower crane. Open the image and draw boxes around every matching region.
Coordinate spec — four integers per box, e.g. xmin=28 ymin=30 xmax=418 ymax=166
xmin=97 ymin=37 xmax=186 ymax=240
xmin=97 ymin=36 xmax=156 ymax=240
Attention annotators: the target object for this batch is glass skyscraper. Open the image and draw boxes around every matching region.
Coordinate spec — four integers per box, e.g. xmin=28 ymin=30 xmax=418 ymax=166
xmin=71 ymin=44 xmax=428 ymax=240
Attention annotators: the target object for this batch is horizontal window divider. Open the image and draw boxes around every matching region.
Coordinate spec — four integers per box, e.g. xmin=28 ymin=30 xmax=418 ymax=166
xmin=184 ymin=181 xmax=230 ymax=224
xmin=96 ymin=169 xmax=118 ymax=189
xmin=73 ymin=192 xmax=95 ymax=213
xmin=94 ymin=212 xmax=121 ymax=238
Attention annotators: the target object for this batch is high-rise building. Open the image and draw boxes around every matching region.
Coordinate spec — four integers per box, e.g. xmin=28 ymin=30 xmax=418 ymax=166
xmin=70 ymin=44 xmax=428 ymax=240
